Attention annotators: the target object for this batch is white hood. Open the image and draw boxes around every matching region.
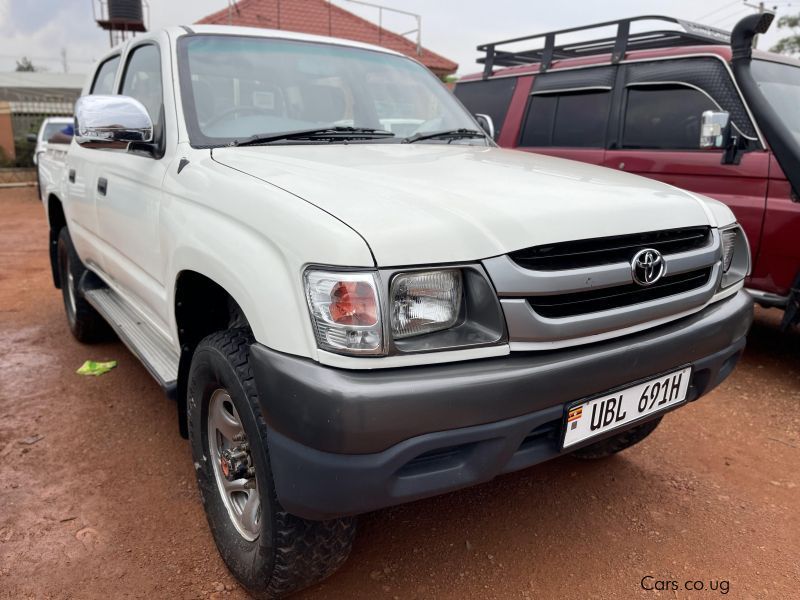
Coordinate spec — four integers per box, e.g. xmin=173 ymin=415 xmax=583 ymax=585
xmin=212 ymin=144 xmax=716 ymax=267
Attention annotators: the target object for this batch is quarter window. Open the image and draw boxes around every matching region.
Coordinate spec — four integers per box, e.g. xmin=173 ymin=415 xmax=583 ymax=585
xmin=90 ymin=56 xmax=120 ymax=95
xmin=120 ymin=44 xmax=164 ymax=133
xmin=622 ymin=85 xmax=717 ymax=150
xmin=519 ymin=91 xmax=611 ymax=148
xmin=454 ymin=78 xmax=518 ymax=137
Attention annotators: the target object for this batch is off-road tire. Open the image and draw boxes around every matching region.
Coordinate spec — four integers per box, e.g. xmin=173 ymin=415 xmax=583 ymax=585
xmin=570 ymin=416 xmax=663 ymax=459
xmin=187 ymin=328 xmax=356 ymax=599
xmin=57 ymin=227 xmax=111 ymax=343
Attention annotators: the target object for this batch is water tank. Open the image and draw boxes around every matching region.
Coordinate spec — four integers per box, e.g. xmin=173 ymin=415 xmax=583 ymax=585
xmin=107 ymin=0 xmax=144 ymax=25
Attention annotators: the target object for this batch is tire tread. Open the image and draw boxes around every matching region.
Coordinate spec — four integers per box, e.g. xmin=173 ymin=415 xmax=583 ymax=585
xmin=198 ymin=329 xmax=355 ymax=598
xmin=57 ymin=228 xmax=111 ymax=343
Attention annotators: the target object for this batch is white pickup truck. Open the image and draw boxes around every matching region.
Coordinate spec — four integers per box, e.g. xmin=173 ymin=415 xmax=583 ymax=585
xmin=38 ymin=25 xmax=753 ymax=598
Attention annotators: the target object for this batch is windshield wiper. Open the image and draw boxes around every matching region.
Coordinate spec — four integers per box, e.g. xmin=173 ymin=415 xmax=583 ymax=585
xmin=233 ymin=126 xmax=394 ymax=147
xmin=403 ymin=128 xmax=486 ymax=144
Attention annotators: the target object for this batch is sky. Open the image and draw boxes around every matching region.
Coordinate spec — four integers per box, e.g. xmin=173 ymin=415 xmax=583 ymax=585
xmin=0 ymin=0 xmax=797 ymax=76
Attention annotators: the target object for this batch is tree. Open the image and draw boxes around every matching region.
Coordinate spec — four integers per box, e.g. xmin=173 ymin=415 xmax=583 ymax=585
xmin=770 ymin=14 xmax=800 ymax=56
xmin=15 ymin=57 xmax=37 ymax=72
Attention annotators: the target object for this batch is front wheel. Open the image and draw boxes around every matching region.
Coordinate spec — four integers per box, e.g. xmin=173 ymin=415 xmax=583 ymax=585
xmin=187 ymin=328 xmax=355 ymax=599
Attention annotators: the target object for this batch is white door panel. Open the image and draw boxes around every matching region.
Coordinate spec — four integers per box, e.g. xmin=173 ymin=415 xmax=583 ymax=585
xmin=94 ymin=151 xmax=170 ymax=329
xmin=64 ymin=143 xmax=106 ymax=268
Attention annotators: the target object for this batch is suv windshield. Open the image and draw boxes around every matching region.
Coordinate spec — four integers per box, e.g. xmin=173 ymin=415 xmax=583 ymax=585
xmin=42 ymin=122 xmax=70 ymax=143
xmin=752 ymin=59 xmax=800 ymax=146
xmin=178 ymin=35 xmax=480 ymax=146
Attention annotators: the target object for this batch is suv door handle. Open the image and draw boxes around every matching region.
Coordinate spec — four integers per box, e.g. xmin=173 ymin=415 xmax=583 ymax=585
xmin=68 ymin=169 xmax=76 ymax=183
xmin=97 ymin=177 xmax=108 ymax=196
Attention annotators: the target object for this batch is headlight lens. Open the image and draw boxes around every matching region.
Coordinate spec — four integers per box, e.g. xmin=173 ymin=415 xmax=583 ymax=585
xmin=390 ymin=269 xmax=463 ymax=338
xmin=305 ymin=270 xmax=383 ymax=354
xmin=719 ymin=224 xmax=750 ymax=289
xmin=721 ymin=228 xmax=737 ymax=272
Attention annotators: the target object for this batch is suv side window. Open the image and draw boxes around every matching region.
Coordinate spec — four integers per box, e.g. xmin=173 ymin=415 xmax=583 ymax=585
xmin=622 ymin=85 xmax=717 ymax=150
xmin=453 ymin=78 xmax=518 ymax=137
xmin=519 ymin=90 xmax=611 ymax=147
xmin=120 ymin=44 xmax=164 ymax=136
xmin=90 ymin=56 xmax=120 ymax=95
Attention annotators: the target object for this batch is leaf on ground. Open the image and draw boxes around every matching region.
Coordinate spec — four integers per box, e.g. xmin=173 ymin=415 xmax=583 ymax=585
xmin=76 ymin=360 xmax=117 ymax=376
xmin=19 ymin=434 xmax=44 ymax=445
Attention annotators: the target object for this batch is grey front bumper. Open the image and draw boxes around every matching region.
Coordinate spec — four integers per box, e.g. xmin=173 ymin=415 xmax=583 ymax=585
xmin=251 ymin=290 xmax=752 ymax=520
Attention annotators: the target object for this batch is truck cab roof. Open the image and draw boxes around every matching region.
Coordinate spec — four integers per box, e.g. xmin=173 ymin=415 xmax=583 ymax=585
xmin=94 ymin=23 xmax=406 ymax=67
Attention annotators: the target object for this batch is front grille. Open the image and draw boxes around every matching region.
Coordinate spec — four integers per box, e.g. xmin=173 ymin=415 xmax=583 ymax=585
xmin=528 ymin=267 xmax=712 ymax=318
xmin=510 ymin=226 xmax=711 ymax=271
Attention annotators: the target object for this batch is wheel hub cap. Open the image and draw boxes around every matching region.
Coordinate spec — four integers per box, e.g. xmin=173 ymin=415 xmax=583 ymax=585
xmin=207 ymin=389 xmax=261 ymax=541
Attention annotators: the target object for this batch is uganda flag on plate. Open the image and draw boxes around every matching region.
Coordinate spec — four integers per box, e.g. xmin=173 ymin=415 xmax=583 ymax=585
xmin=567 ymin=406 xmax=583 ymax=430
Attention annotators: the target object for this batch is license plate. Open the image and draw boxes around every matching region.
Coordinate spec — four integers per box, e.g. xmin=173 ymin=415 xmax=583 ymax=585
xmin=562 ymin=367 xmax=692 ymax=449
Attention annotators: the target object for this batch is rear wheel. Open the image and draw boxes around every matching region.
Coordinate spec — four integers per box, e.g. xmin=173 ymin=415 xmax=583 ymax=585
xmin=570 ymin=416 xmax=663 ymax=459
xmin=56 ymin=227 xmax=110 ymax=343
xmin=188 ymin=328 xmax=355 ymax=599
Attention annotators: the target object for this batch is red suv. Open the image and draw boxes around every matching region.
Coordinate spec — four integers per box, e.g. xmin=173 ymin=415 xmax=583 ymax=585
xmin=455 ymin=13 xmax=800 ymax=328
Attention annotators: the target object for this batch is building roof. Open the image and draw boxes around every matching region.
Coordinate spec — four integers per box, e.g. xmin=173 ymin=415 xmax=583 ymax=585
xmin=0 ymin=72 xmax=85 ymax=90
xmin=196 ymin=0 xmax=458 ymax=76
xmin=0 ymin=72 xmax=83 ymax=105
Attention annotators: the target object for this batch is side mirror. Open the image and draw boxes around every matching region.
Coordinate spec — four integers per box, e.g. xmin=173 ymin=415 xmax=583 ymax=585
xmin=75 ymin=95 xmax=153 ymax=145
xmin=700 ymin=110 xmax=731 ymax=149
xmin=700 ymin=110 xmax=745 ymax=165
xmin=26 ymin=133 xmax=37 ymax=143
xmin=475 ymin=113 xmax=496 ymax=140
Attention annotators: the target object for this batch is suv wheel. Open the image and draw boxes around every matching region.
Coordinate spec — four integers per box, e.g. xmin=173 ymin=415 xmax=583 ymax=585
xmin=56 ymin=227 xmax=110 ymax=343
xmin=570 ymin=416 xmax=663 ymax=459
xmin=187 ymin=328 xmax=355 ymax=599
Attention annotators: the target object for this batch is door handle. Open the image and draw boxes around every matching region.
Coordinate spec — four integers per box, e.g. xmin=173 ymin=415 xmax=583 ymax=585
xmin=68 ymin=169 xmax=76 ymax=183
xmin=97 ymin=177 xmax=108 ymax=196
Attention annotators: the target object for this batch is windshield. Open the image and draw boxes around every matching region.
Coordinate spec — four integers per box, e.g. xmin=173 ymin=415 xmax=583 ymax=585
xmin=178 ymin=35 xmax=480 ymax=146
xmin=752 ymin=59 xmax=800 ymax=146
xmin=42 ymin=121 xmax=71 ymax=143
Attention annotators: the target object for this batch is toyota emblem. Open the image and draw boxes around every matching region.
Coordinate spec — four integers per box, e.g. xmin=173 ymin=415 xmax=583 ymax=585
xmin=631 ymin=248 xmax=665 ymax=286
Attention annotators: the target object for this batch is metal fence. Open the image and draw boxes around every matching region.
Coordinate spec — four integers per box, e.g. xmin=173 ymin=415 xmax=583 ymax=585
xmin=10 ymin=101 xmax=74 ymax=138
xmin=0 ymin=82 xmax=80 ymax=167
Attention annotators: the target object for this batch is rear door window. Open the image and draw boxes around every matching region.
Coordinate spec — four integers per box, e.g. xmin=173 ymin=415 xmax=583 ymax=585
xmin=454 ymin=77 xmax=518 ymax=137
xmin=519 ymin=90 xmax=611 ymax=147
xmin=622 ymin=85 xmax=717 ymax=150
xmin=90 ymin=56 xmax=120 ymax=94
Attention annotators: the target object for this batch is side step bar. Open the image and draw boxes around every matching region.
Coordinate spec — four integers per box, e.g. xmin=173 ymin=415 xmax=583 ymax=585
xmin=84 ymin=288 xmax=180 ymax=388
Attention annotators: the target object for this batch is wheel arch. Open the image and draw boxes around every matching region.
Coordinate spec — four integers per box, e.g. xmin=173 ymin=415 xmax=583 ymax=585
xmin=47 ymin=194 xmax=67 ymax=288
xmin=173 ymin=269 xmax=253 ymax=437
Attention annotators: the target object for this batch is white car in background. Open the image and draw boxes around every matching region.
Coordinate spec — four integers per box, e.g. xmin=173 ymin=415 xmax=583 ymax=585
xmin=28 ymin=117 xmax=73 ymax=165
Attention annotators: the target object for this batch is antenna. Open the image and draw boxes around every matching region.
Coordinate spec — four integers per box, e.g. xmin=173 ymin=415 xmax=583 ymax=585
xmin=227 ymin=0 xmax=241 ymax=26
xmin=343 ymin=0 xmax=422 ymax=55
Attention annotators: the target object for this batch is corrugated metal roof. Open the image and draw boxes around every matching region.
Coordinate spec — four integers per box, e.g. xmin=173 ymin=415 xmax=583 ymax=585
xmin=0 ymin=72 xmax=85 ymax=90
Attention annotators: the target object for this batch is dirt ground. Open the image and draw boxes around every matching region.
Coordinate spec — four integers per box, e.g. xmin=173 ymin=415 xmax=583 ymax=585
xmin=1 ymin=186 xmax=798 ymax=600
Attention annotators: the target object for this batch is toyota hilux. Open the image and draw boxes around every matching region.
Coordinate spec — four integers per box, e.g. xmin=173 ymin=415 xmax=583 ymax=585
xmin=37 ymin=24 xmax=753 ymax=598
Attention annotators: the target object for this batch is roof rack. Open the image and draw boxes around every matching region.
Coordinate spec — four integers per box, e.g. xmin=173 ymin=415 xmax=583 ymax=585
xmin=477 ymin=15 xmax=731 ymax=78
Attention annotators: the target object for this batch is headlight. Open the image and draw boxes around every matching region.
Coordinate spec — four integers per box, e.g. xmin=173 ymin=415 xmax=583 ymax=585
xmin=390 ymin=269 xmax=463 ymax=338
xmin=305 ymin=265 xmax=506 ymax=357
xmin=304 ymin=270 xmax=383 ymax=355
xmin=719 ymin=224 xmax=750 ymax=289
xmin=721 ymin=228 xmax=737 ymax=272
